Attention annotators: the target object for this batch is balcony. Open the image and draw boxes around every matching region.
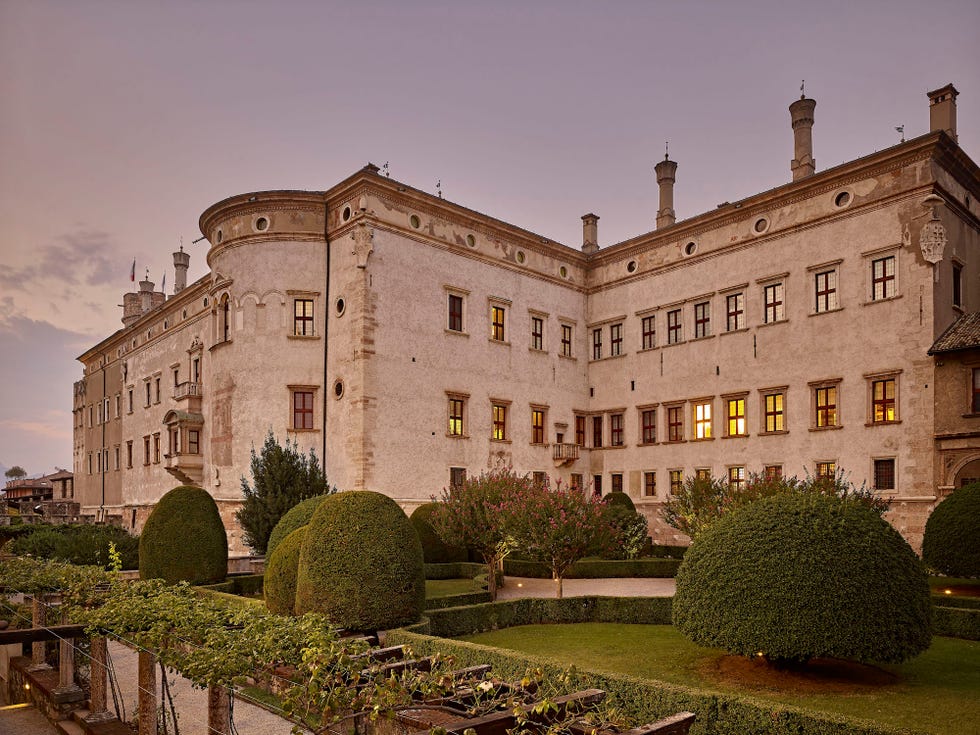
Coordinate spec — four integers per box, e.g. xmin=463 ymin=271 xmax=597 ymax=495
xmin=552 ymin=442 xmax=580 ymax=467
xmin=173 ymin=381 xmax=202 ymax=412
xmin=164 ymin=452 xmax=204 ymax=486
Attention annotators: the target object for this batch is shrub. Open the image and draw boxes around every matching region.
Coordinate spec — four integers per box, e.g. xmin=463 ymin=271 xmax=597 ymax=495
xmin=602 ymin=491 xmax=636 ymax=512
xmin=295 ymin=491 xmax=425 ymax=631
xmin=673 ymin=492 xmax=931 ymax=665
xmin=922 ymin=483 xmax=980 ymax=578
xmin=410 ymin=503 xmax=467 ymax=564
xmin=9 ymin=524 xmax=139 ymax=570
xmin=264 ymin=526 xmax=307 ymax=615
xmin=503 ymin=557 xmax=680 ymax=578
xmin=599 ymin=505 xmax=648 ymax=560
xmin=139 ymin=486 xmax=228 ymax=585
xmin=266 ymin=495 xmax=329 ymax=558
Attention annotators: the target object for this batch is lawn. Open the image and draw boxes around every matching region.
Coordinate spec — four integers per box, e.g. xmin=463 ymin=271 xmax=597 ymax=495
xmin=425 ymin=578 xmax=480 ymax=598
xmin=461 ymin=623 xmax=980 ymax=735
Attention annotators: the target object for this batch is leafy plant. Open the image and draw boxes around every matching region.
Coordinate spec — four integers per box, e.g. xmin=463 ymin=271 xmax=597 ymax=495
xmin=922 ymin=482 xmax=980 ymax=578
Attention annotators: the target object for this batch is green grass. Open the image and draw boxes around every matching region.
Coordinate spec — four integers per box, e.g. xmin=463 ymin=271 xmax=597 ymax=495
xmin=425 ymin=578 xmax=480 ymax=598
xmin=461 ymin=623 xmax=980 ymax=735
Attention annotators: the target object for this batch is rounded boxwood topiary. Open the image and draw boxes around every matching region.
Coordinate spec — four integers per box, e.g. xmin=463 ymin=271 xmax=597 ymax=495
xmin=139 ymin=486 xmax=228 ymax=585
xmin=264 ymin=525 xmax=307 ymax=616
xmin=602 ymin=491 xmax=636 ymax=512
xmin=410 ymin=502 xmax=468 ymax=564
xmin=673 ymin=492 xmax=931 ymax=665
xmin=922 ymin=482 xmax=980 ymax=578
xmin=266 ymin=495 xmax=330 ymax=558
xmin=295 ymin=491 xmax=425 ymax=631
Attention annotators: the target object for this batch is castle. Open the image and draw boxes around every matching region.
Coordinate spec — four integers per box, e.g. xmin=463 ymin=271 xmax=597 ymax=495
xmin=73 ymin=84 xmax=979 ymax=555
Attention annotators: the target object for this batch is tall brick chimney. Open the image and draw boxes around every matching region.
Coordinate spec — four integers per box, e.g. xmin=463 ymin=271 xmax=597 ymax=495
xmin=927 ymin=83 xmax=958 ymax=143
xmin=581 ymin=213 xmax=599 ymax=255
xmin=789 ymin=95 xmax=817 ymax=181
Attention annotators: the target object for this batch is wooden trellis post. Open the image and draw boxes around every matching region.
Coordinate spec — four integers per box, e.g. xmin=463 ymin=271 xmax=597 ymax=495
xmin=207 ymin=683 xmax=231 ymax=735
xmin=138 ymin=649 xmax=158 ymax=735
xmin=84 ymin=636 xmax=114 ymax=723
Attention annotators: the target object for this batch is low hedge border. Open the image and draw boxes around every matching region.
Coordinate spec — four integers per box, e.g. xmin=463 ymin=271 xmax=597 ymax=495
xmin=386 ymin=629 xmax=923 ymax=735
xmin=932 ymin=594 xmax=980 ymax=610
xmin=424 ymin=591 xmax=492 ymax=610
xmin=503 ymin=558 xmax=681 ymax=579
xmin=932 ymin=605 xmax=980 ymax=640
xmin=424 ymin=562 xmax=487 ymax=580
xmin=198 ymin=574 xmax=264 ymax=596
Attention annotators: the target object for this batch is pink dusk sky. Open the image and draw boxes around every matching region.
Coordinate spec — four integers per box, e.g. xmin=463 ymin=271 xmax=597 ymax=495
xmin=1 ymin=0 xmax=978 ymax=477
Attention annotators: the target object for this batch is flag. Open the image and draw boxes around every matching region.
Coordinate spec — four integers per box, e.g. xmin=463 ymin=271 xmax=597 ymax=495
xmin=130 ymin=259 xmax=136 ymax=282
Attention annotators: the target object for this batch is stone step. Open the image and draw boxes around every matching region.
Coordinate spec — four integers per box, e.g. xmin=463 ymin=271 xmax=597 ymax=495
xmin=56 ymin=718 xmax=85 ymax=735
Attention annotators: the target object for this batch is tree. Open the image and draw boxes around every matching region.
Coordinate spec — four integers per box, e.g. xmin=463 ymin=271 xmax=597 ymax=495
xmin=428 ymin=468 xmax=524 ymax=600
xmin=236 ymin=431 xmax=333 ymax=554
xmin=501 ymin=478 xmax=613 ymax=598
xmin=4 ymin=466 xmax=27 ymax=481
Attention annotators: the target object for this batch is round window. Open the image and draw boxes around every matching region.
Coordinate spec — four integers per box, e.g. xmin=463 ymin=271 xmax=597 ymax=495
xmin=410 ymin=214 xmax=421 ymax=229
xmin=333 ymin=380 xmax=344 ymax=399
xmin=335 ymin=297 xmax=346 ymax=316
xmin=466 ymin=234 xmax=476 ymax=247
xmin=516 ymin=250 xmax=526 ymax=264
xmin=342 ymin=205 xmax=352 ymax=222
xmin=559 ymin=265 xmax=568 ymax=279
xmin=627 ymin=260 xmax=637 ymax=273
xmin=684 ymin=241 xmax=697 ymax=256
xmin=255 ymin=216 xmax=269 ymax=231
xmin=754 ymin=217 xmax=769 ymax=234
xmin=834 ymin=191 xmax=851 ymax=208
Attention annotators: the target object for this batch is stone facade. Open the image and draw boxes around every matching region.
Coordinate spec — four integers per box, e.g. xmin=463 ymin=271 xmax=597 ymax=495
xmin=73 ymin=86 xmax=980 ymax=555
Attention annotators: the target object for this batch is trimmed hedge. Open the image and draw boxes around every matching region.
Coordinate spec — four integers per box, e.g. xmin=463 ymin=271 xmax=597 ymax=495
xmin=602 ymin=491 xmax=636 ymax=512
xmin=931 ymin=605 xmax=980 ymax=640
xmin=139 ymin=486 xmax=228 ymax=585
xmin=266 ymin=495 xmax=329 ymax=558
xmin=387 ymin=629 xmax=924 ymax=735
xmin=411 ymin=502 xmax=468 ymax=564
xmin=504 ymin=557 xmax=680 ymax=579
xmin=295 ymin=491 xmax=425 ymax=631
xmin=424 ymin=562 xmax=487 ymax=579
xmin=648 ymin=544 xmax=688 ymax=559
xmin=8 ymin=523 xmax=140 ymax=570
xmin=932 ymin=594 xmax=980 ymax=610
xmin=264 ymin=526 xmax=307 ymax=615
xmin=673 ymin=493 xmax=931 ymax=665
xmin=424 ymin=590 xmax=492 ymax=610
xmin=922 ymin=483 xmax=980 ymax=578
xmin=199 ymin=574 xmax=264 ymax=596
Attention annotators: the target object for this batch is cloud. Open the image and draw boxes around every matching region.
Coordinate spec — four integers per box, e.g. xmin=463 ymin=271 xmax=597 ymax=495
xmin=0 ymin=229 xmax=124 ymax=292
xmin=0 ymin=418 xmax=72 ymax=441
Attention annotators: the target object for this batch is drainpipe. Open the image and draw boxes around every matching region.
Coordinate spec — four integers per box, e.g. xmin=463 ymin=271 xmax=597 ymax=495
xmin=100 ymin=352 xmax=106 ymax=521
xmin=322 ymin=206 xmax=331 ymax=465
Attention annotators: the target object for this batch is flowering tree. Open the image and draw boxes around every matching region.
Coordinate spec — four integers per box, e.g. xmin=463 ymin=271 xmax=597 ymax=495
xmin=501 ymin=478 xmax=614 ymax=598
xmin=428 ymin=468 xmax=526 ymax=600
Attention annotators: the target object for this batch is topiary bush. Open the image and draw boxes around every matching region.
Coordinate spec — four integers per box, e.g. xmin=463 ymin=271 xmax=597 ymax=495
xmin=264 ymin=525 xmax=307 ymax=616
xmin=602 ymin=491 xmax=636 ymax=512
xmin=673 ymin=492 xmax=931 ymax=665
xmin=922 ymin=482 xmax=980 ymax=578
xmin=295 ymin=491 xmax=425 ymax=631
xmin=139 ymin=486 xmax=228 ymax=585
xmin=266 ymin=495 xmax=330 ymax=558
xmin=410 ymin=502 xmax=468 ymax=564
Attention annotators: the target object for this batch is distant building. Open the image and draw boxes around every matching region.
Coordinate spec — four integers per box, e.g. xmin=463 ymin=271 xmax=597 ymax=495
xmin=73 ymin=84 xmax=979 ymax=555
xmin=4 ymin=468 xmax=74 ymax=506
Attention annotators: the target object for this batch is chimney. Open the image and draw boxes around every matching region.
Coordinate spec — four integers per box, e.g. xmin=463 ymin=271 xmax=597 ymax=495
xmin=173 ymin=245 xmax=190 ymax=293
xmin=655 ymin=155 xmax=678 ymax=228
xmin=927 ymin=83 xmax=958 ymax=143
xmin=122 ymin=292 xmax=141 ymax=327
xmin=581 ymin=213 xmax=599 ymax=254
xmin=139 ymin=278 xmax=154 ymax=314
xmin=789 ymin=95 xmax=817 ymax=181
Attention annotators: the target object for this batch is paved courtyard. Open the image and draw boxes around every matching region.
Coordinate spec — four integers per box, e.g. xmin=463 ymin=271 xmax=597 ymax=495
xmin=496 ymin=576 xmax=676 ymax=599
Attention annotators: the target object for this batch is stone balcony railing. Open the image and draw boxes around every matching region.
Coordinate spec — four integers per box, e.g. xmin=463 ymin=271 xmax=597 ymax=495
xmin=173 ymin=381 xmax=202 ymax=401
xmin=552 ymin=442 xmax=580 ymax=466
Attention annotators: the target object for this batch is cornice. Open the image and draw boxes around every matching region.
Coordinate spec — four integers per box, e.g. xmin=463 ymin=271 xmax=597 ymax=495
xmin=198 ymin=190 xmax=326 ymax=236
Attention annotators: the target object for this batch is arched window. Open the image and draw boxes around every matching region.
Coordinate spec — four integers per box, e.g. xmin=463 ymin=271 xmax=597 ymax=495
xmin=220 ymin=294 xmax=230 ymax=342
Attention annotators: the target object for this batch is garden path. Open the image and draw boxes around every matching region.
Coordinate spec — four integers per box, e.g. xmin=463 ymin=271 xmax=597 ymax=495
xmin=496 ymin=577 xmax=676 ymax=599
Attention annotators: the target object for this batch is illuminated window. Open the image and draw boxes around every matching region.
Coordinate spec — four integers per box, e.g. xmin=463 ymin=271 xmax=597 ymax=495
xmin=695 ymin=468 xmax=711 ymax=481
xmin=873 ymin=458 xmax=895 ymax=491
xmin=294 ymin=299 xmax=314 ymax=336
xmin=814 ymin=269 xmax=838 ymax=313
xmin=667 ymin=405 xmax=684 ymax=442
xmin=491 ymin=403 xmax=508 ymax=440
xmin=575 ymin=414 xmax=586 ymax=446
xmin=293 ymin=390 xmax=314 ymax=430
xmin=531 ymin=407 xmax=546 ymax=444
xmin=448 ymin=396 xmax=465 ymax=436
xmin=592 ymin=415 xmax=603 ymax=448
xmin=728 ymin=466 xmax=746 ymax=490
xmin=764 ymin=464 xmax=782 ymax=480
xmin=490 ymin=305 xmax=506 ymax=341
xmin=762 ymin=390 xmax=786 ymax=433
xmin=815 ymin=385 xmax=838 ymax=428
xmin=610 ymin=323 xmax=623 ymax=356
xmin=815 ymin=461 xmax=836 ymax=481
xmin=448 ymin=294 xmax=464 ymax=332
xmin=640 ymin=409 xmax=657 ymax=444
xmin=669 ymin=469 xmax=683 ymax=495
xmin=570 ymin=473 xmax=583 ymax=490
xmin=726 ymin=397 xmax=746 ymax=436
xmin=694 ymin=301 xmax=710 ymax=338
xmin=667 ymin=309 xmax=682 ymax=344
xmin=871 ymin=256 xmax=896 ymax=300
xmin=693 ymin=400 xmax=712 ymax=439
xmin=641 ymin=315 xmax=656 ymax=349
xmin=533 ymin=471 xmax=548 ymax=487
xmin=872 ymin=378 xmax=896 ymax=423
xmin=561 ymin=324 xmax=573 ymax=357
xmin=531 ymin=316 xmax=544 ymax=350
xmin=610 ymin=413 xmax=624 ymax=446
xmin=726 ymin=292 xmax=745 ymax=331
xmin=643 ymin=471 xmax=656 ymax=497
xmin=592 ymin=328 xmax=602 ymax=360
xmin=764 ymin=283 xmax=784 ymax=323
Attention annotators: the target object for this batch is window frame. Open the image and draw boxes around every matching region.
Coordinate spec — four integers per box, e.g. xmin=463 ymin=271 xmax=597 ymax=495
xmin=813 ymin=268 xmax=839 ymax=313
xmin=491 ymin=401 xmax=509 ymax=442
xmin=530 ymin=313 xmax=545 ymax=351
xmin=641 ymin=314 xmax=656 ymax=350
xmin=293 ymin=298 xmax=315 ymax=336
xmin=592 ymin=414 xmax=603 ymax=448
xmin=490 ymin=304 xmax=506 ymax=342
xmin=815 ymin=460 xmax=837 ymax=482
xmin=724 ymin=394 xmax=748 ymax=437
xmin=666 ymin=404 xmax=684 ymax=443
xmin=610 ymin=473 xmax=624 ymax=494
xmin=609 ymin=323 xmax=623 ymax=357
xmin=639 ymin=406 xmax=657 ymax=445
xmin=759 ymin=386 xmax=788 ymax=435
xmin=447 ymin=392 xmax=468 ymax=437
xmin=643 ymin=471 xmax=656 ymax=497
xmin=694 ymin=301 xmax=711 ymax=339
xmin=291 ymin=388 xmax=315 ymax=431
xmin=560 ymin=322 xmax=574 ymax=357
xmin=809 ymin=378 xmax=842 ymax=430
xmin=448 ymin=293 xmax=464 ymax=333
xmin=530 ymin=405 xmax=547 ymax=445
xmin=873 ymin=457 xmax=896 ymax=492
xmin=692 ymin=398 xmax=713 ymax=440
xmin=972 ymin=368 xmax=980 ymax=414
xmin=668 ymin=469 xmax=683 ymax=495
xmin=575 ymin=414 xmax=586 ymax=446
xmin=952 ymin=261 xmax=963 ymax=309
xmin=666 ymin=309 xmax=683 ymax=344
xmin=727 ymin=465 xmax=746 ymax=491
xmin=871 ymin=255 xmax=896 ymax=301
xmin=763 ymin=281 xmax=785 ymax=324
xmin=726 ymin=292 xmax=745 ymax=332
xmin=609 ymin=412 xmax=624 ymax=447
xmin=592 ymin=327 xmax=603 ymax=360
xmin=868 ymin=373 xmax=899 ymax=425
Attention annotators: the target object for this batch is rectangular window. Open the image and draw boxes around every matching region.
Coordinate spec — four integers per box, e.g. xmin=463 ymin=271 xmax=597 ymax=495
xmin=173 ymin=368 xmax=180 ymax=387
xmin=448 ymin=397 xmax=465 ymax=436
xmin=448 ymin=294 xmax=463 ymax=332
xmin=168 ymin=427 xmax=178 ymax=456
xmin=114 ymin=394 xmax=120 ymax=418
xmin=610 ymin=323 xmax=623 ymax=356
xmin=611 ymin=473 xmax=623 ymax=493
xmin=154 ymin=377 xmax=161 ymax=404
xmin=293 ymin=390 xmax=314 ymax=430
xmin=575 ymin=415 xmax=586 ymax=446
xmin=815 ymin=461 xmax=836 ymax=481
xmin=814 ymin=270 xmax=838 ymax=313
xmin=953 ymin=263 xmax=963 ymax=308
xmin=450 ymin=467 xmax=466 ymax=488
xmin=592 ymin=328 xmax=602 ymax=360
xmin=610 ymin=413 xmax=624 ymax=446
xmin=669 ymin=470 xmax=683 ymax=495
xmin=531 ymin=408 xmax=546 ymax=444
xmin=491 ymin=305 xmax=506 ymax=341
xmin=728 ymin=466 xmax=746 ymax=491
xmin=531 ymin=316 xmax=544 ymax=350
xmin=667 ymin=309 xmax=682 ymax=344
xmin=726 ymin=398 xmax=746 ymax=436
xmin=143 ymin=436 xmax=150 ymax=465
xmin=294 ymin=299 xmax=314 ymax=336
xmin=97 ymin=451 xmax=102 ymax=473
xmin=592 ymin=415 xmax=603 ymax=448
xmin=153 ymin=433 xmax=161 ymax=464
xmin=973 ymin=368 xmax=980 ymax=414
xmin=643 ymin=471 xmax=656 ymax=497
xmin=532 ymin=471 xmax=548 ymax=487
xmin=872 ymin=256 xmax=896 ymax=300
xmin=126 ymin=441 xmax=133 ymax=469
xmin=492 ymin=403 xmax=507 ymax=441
xmin=570 ymin=473 xmax=583 ymax=490
xmin=726 ymin=293 xmax=745 ymax=331
xmin=764 ymin=392 xmax=785 ymax=432
xmin=641 ymin=315 xmax=656 ymax=350
xmin=694 ymin=400 xmax=712 ymax=439
xmin=667 ymin=406 xmax=683 ymax=442
xmin=872 ymin=379 xmax=896 ymax=423
xmin=128 ymin=390 xmax=134 ymax=413
xmin=593 ymin=475 xmax=603 ymax=496
xmin=764 ymin=283 xmax=785 ymax=323
xmin=145 ymin=383 xmax=151 ymax=407
xmin=874 ymin=459 xmax=895 ymax=491
xmin=188 ymin=430 xmax=200 ymax=455
xmin=815 ymin=386 xmax=838 ymax=427
xmin=561 ymin=324 xmax=573 ymax=357
xmin=694 ymin=301 xmax=710 ymax=338
xmin=764 ymin=464 xmax=782 ymax=480
xmin=695 ymin=468 xmax=711 ymax=481
xmin=641 ymin=409 xmax=657 ymax=444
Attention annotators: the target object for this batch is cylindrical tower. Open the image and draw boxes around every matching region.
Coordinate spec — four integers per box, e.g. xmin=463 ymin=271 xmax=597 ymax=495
xmin=790 ymin=96 xmax=817 ymax=181
xmin=655 ymin=155 xmax=678 ymax=228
